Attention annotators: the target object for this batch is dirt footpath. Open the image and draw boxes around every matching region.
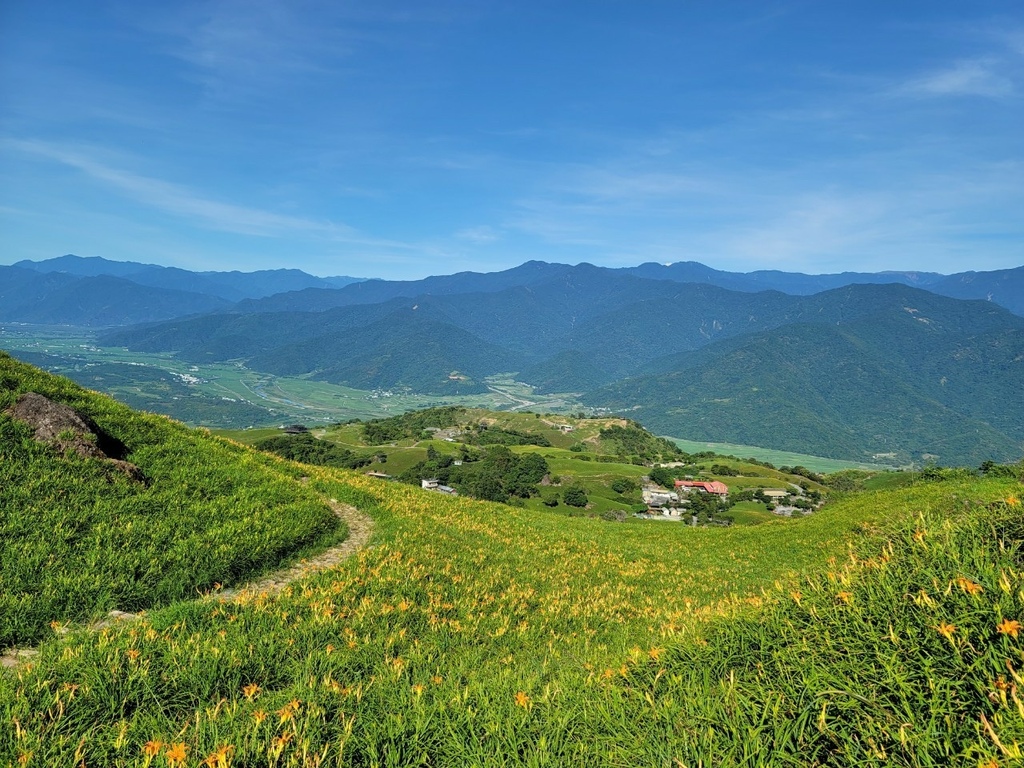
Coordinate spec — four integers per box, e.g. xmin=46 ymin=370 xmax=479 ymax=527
xmin=216 ymin=497 xmax=373 ymax=600
xmin=1 ymin=496 xmax=374 ymax=670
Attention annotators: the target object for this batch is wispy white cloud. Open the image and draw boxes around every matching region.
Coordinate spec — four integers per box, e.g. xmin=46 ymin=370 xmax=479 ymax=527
xmin=8 ymin=139 xmax=351 ymax=237
xmin=1007 ymin=29 xmax=1024 ymax=56
xmin=901 ymin=57 xmax=1015 ymax=99
xmin=173 ymin=0 xmax=350 ymax=96
xmin=4 ymin=139 xmax=428 ymax=256
xmin=560 ymin=169 xmax=716 ymax=206
xmin=149 ymin=0 xmax=463 ymax=103
xmin=718 ymin=192 xmax=891 ymax=270
xmin=455 ymin=225 xmax=500 ymax=244
xmin=494 ymin=132 xmax=1024 ymax=273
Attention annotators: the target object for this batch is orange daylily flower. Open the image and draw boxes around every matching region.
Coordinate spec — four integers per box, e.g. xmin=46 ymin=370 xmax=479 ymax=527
xmin=955 ymin=577 xmax=983 ymax=596
xmin=142 ymin=740 xmax=163 ymax=757
xmin=997 ymin=619 xmax=1021 ymax=638
xmin=202 ymin=744 xmax=234 ymax=768
xmin=165 ymin=743 xmax=188 ymax=766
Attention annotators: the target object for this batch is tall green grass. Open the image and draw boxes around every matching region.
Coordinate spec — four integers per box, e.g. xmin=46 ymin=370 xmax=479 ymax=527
xmin=611 ymin=489 xmax=1024 ymax=764
xmin=1 ymin=353 xmax=346 ymax=647
xmin=4 ymin=458 xmax=1018 ymax=764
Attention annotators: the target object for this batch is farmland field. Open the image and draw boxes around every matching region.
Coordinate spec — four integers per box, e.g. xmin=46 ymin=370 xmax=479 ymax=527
xmin=668 ymin=436 xmax=899 ymax=473
xmin=4 ymin=457 xmax=1022 ymax=764
xmin=0 ymin=326 xmax=894 ymax=474
xmin=0 ymin=326 xmax=585 ymax=428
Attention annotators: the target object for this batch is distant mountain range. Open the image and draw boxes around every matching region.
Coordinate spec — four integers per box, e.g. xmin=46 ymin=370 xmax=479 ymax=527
xmin=4 ymin=255 xmax=364 ymax=322
xmin=4 ymin=254 xmax=1022 ymax=325
xmin=225 ymin=259 xmax=1024 ymax=318
xmin=3 ymin=254 xmax=1022 ymax=466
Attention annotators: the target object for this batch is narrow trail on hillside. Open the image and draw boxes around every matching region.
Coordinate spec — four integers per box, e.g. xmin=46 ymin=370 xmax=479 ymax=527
xmin=1 ymin=493 xmax=373 ymax=671
xmin=215 ymin=495 xmax=373 ymax=601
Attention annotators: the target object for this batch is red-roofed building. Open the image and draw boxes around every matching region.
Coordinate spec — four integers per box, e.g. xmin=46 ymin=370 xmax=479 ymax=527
xmin=674 ymin=480 xmax=729 ymax=496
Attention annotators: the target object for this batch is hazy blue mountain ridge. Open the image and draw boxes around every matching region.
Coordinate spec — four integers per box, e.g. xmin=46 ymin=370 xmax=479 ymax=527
xmin=0 ymin=266 xmax=231 ymax=325
xmin=13 ymin=254 xmax=365 ymax=301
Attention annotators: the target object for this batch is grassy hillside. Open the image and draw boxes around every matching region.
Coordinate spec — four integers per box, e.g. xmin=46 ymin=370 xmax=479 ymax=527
xmin=0 ymin=353 xmax=346 ymax=647
xmin=349 ymin=407 xmax=686 ymax=456
xmin=256 ymin=408 xmax=833 ymax=521
xmin=1 ymin=451 xmax=1021 ymax=764
xmin=4 ymin=362 xmax=1023 ymax=764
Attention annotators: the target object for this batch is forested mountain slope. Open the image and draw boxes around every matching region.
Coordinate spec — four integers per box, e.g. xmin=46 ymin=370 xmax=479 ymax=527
xmin=98 ymin=275 xmax=1024 ymax=465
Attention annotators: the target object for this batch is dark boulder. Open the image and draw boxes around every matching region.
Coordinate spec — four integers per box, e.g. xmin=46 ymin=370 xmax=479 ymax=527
xmin=8 ymin=392 xmax=145 ymax=482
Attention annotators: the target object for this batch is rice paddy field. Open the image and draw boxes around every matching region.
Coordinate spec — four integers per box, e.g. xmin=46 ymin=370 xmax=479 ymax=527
xmin=667 ymin=437 xmax=898 ymax=474
xmin=2 ymin=355 xmax=1024 ymax=765
xmin=0 ymin=326 xmax=584 ymax=429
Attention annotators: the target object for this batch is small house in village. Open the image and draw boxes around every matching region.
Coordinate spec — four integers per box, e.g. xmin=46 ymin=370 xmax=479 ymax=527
xmin=643 ymin=488 xmax=680 ymax=507
xmin=674 ymin=480 xmax=729 ymax=496
xmin=421 ymin=478 xmax=457 ymax=495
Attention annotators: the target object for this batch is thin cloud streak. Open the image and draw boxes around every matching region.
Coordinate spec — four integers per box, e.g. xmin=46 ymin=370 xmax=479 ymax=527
xmin=5 ymin=139 xmax=424 ymax=252
xmin=901 ymin=58 xmax=1015 ymax=99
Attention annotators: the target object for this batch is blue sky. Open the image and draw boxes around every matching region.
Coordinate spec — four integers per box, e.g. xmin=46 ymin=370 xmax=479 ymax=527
xmin=1 ymin=1 xmax=1022 ymax=279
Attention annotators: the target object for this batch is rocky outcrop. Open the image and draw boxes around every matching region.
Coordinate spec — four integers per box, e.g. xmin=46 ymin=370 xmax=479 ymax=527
xmin=8 ymin=392 xmax=145 ymax=482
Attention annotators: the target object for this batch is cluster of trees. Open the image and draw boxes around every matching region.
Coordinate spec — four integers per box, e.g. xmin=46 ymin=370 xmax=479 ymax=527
xmin=610 ymin=477 xmax=638 ymax=495
xmin=465 ymin=423 xmax=551 ymax=447
xmin=709 ymin=463 xmax=740 ymax=476
xmin=540 ymin=484 xmax=591 ymax=510
xmin=979 ymin=460 xmax=1024 ymax=480
xmin=400 ymin=445 xmax=550 ymax=504
xmin=647 ymin=466 xmax=678 ymax=488
xmin=562 ymin=485 xmax=589 ymax=507
xmin=686 ymin=489 xmax=731 ymax=523
xmin=779 ymin=465 xmax=824 ymax=483
xmin=598 ymin=423 xmax=687 ymax=463
xmin=362 ymin=407 xmax=466 ymax=444
xmin=254 ymin=432 xmax=372 ymax=470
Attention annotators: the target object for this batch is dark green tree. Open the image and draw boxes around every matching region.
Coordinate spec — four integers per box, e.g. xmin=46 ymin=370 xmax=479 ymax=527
xmin=648 ymin=466 xmax=675 ymax=488
xmin=563 ymin=486 xmax=588 ymax=508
